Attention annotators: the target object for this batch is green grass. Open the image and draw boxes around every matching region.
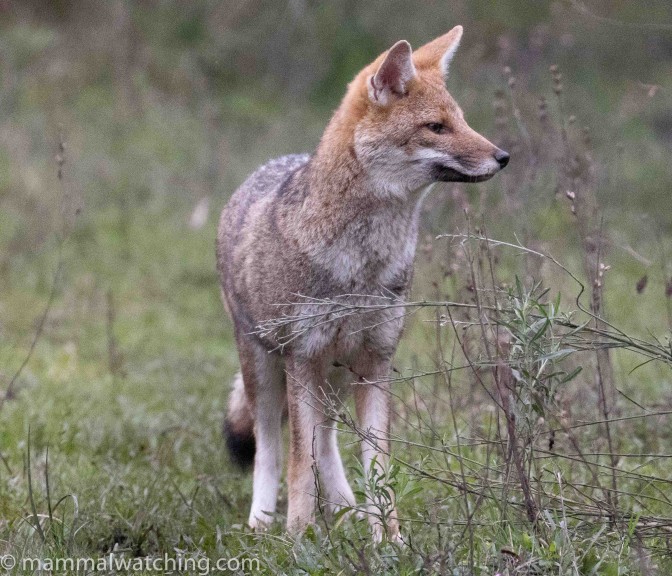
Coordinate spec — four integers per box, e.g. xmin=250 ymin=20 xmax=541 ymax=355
xmin=2 ymin=194 xmax=671 ymax=574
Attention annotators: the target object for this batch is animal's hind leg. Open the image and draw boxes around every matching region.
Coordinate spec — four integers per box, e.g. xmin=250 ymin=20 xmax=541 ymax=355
xmin=238 ymin=335 xmax=285 ymax=530
xmin=315 ymin=419 xmax=356 ymax=517
xmin=285 ymin=355 xmax=327 ymax=533
xmin=285 ymin=360 xmax=357 ymax=532
xmin=353 ymin=355 xmax=400 ymax=542
xmin=316 ymin=366 xmax=356 ymax=517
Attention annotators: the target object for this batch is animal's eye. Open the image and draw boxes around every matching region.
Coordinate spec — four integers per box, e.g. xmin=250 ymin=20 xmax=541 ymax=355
xmin=426 ymin=122 xmax=445 ymax=134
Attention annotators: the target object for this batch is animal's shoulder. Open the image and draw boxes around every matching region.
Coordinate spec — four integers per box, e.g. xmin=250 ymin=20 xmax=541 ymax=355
xmin=220 ymin=153 xmax=311 ymax=237
xmin=238 ymin=154 xmax=311 ymax=200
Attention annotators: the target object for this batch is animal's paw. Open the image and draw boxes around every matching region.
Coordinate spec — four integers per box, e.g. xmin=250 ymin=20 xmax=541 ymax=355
xmin=248 ymin=512 xmax=274 ymax=532
xmin=371 ymin=520 xmax=404 ymax=545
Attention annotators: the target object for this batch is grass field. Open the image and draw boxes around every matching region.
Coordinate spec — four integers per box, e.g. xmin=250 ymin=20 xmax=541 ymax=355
xmin=2 ymin=2 xmax=672 ymax=574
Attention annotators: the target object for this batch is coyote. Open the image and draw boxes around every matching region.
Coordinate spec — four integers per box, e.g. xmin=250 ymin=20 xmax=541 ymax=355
xmin=216 ymin=26 xmax=508 ymax=540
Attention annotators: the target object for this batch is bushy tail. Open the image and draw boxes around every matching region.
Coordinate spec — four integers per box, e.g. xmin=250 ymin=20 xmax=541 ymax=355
xmin=223 ymin=373 xmax=255 ymax=469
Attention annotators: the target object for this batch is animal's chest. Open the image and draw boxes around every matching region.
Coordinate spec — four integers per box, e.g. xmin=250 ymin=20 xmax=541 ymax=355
xmin=316 ymin=209 xmax=416 ymax=292
xmin=291 ymin=294 xmax=406 ymax=361
xmin=291 ymin=204 xmax=420 ymax=360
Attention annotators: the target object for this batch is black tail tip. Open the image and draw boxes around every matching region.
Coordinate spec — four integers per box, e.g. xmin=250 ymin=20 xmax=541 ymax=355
xmin=223 ymin=419 xmax=255 ymax=470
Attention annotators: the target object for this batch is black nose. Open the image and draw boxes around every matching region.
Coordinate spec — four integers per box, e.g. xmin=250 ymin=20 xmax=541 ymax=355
xmin=494 ymin=149 xmax=510 ymax=168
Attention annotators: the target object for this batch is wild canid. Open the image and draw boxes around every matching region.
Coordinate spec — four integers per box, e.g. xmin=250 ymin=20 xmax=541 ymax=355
xmin=216 ymin=25 xmax=509 ymax=540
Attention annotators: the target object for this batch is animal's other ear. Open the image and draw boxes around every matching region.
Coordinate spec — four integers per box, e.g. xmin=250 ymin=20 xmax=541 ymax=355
xmin=368 ymin=40 xmax=416 ymax=106
xmin=413 ymin=25 xmax=463 ymax=79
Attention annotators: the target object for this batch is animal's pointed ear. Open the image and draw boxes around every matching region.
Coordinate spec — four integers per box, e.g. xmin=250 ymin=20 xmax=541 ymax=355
xmin=368 ymin=40 xmax=416 ymax=106
xmin=413 ymin=25 xmax=463 ymax=79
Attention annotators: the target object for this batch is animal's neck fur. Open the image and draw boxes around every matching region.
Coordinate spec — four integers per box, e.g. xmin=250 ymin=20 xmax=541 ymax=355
xmin=294 ymin=91 xmax=421 ymax=232
xmin=280 ymin=100 xmax=431 ymax=290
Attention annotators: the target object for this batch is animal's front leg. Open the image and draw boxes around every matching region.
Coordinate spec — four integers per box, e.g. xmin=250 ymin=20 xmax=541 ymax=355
xmin=285 ymin=355 xmax=324 ymax=534
xmin=353 ymin=355 xmax=400 ymax=542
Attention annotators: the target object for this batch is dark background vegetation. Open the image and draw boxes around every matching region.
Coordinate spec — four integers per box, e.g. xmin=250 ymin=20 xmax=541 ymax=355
xmin=1 ymin=1 xmax=672 ymax=574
